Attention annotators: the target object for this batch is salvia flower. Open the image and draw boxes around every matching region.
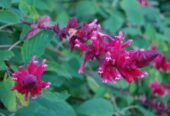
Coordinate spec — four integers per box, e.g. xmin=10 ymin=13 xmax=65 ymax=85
xmin=149 ymin=81 xmax=167 ymax=96
xmin=65 ymin=18 xmax=157 ymax=84
xmin=154 ymin=54 xmax=170 ymax=73
xmin=26 ymin=16 xmax=51 ymax=39
xmin=149 ymin=44 xmax=170 ymax=73
xmin=24 ymin=17 xmax=159 ymax=84
xmin=12 ymin=56 xmax=51 ymax=101
xmin=53 ymin=17 xmax=78 ymax=41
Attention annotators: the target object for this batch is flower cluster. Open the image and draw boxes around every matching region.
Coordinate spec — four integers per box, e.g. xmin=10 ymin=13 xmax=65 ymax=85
xmin=12 ymin=56 xmax=51 ymax=101
xmin=25 ymin=17 xmax=159 ymax=84
xmin=50 ymin=18 xmax=158 ymax=84
xmin=149 ymin=81 xmax=167 ymax=96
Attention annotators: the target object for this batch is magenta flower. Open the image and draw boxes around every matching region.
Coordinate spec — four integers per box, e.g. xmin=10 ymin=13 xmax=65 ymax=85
xmin=98 ymin=33 xmax=152 ymax=83
xmin=24 ymin=17 xmax=159 ymax=84
xmin=53 ymin=17 xmax=78 ymax=41
xmin=12 ymin=56 xmax=51 ymax=101
xmin=63 ymin=19 xmax=158 ymax=84
xmin=26 ymin=16 xmax=51 ymax=40
xmin=154 ymin=54 xmax=170 ymax=73
xmin=149 ymin=81 xmax=167 ymax=96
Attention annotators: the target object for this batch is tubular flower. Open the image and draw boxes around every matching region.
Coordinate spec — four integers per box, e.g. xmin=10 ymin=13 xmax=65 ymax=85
xmin=25 ymin=17 xmax=159 ymax=84
xmin=154 ymin=54 xmax=170 ymax=73
xmin=26 ymin=16 xmax=51 ymax=39
xmin=12 ymin=56 xmax=51 ymax=101
xmin=63 ymin=18 xmax=158 ymax=84
xmin=149 ymin=81 xmax=167 ymax=96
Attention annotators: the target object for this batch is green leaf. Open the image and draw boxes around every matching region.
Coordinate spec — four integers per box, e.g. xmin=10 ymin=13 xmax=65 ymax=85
xmin=76 ymin=1 xmax=97 ymax=17
xmin=42 ymin=72 xmax=65 ymax=87
xmin=16 ymin=91 xmax=76 ymax=116
xmin=0 ymin=0 xmax=11 ymax=8
xmin=77 ymin=98 xmax=114 ymax=116
xmin=102 ymin=11 xmax=124 ymax=34
xmin=122 ymin=27 xmax=141 ymax=36
xmin=0 ymin=50 xmax=14 ymax=61
xmin=56 ymin=11 xmax=69 ymax=28
xmin=16 ymin=92 xmax=28 ymax=107
xmin=21 ymin=30 xmax=55 ymax=63
xmin=0 ymin=78 xmax=17 ymax=112
xmin=0 ymin=10 xmax=19 ymax=24
xmin=19 ymin=0 xmax=39 ymax=20
xmin=86 ymin=76 xmax=99 ymax=92
xmin=121 ymin=0 xmax=145 ymax=25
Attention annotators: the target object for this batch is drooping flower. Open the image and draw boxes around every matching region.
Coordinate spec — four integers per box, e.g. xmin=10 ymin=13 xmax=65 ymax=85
xmin=129 ymin=49 xmax=159 ymax=68
xmin=26 ymin=16 xmax=51 ymax=39
xmin=154 ymin=54 xmax=170 ymax=73
xmin=149 ymin=81 xmax=167 ymax=96
xmin=12 ymin=56 xmax=51 ymax=101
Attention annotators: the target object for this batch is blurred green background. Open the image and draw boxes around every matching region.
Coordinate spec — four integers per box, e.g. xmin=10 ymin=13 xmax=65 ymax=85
xmin=0 ymin=0 xmax=170 ymax=115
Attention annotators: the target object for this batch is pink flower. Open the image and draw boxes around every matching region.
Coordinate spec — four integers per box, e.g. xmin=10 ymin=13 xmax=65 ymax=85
xmin=63 ymin=19 xmax=158 ymax=84
xmin=98 ymin=32 xmax=149 ymax=84
xmin=154 ymin=54 xmax=170 ymax=72
xmin=53 ymin=17 xmax=78 ymax=41
xmin=12 ymin=56 xmax=51 ymax=101
xmin=138 ymin=0 xmax=148 ymax=7
xmin=149 ymin=81 xmax=167 ymax=96
xmin=129 ymin=49 xmax=159 ymax=68
xmin=24 ymin=17 xmax=158 ymax=84
xmin=26 ymin=16 xmax=51 ymax=39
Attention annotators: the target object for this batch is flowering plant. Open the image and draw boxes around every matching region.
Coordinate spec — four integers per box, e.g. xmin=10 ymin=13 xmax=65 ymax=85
xmin=0 ymin=0 xmax=170 ymax=115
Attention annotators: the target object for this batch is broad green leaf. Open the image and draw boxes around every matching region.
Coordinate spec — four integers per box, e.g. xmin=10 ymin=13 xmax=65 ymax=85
xmin=0 ymin=10 xmax=19 ymax=24
xmin=46 ymin=61 xmax=72 ymax=79
xmin=77 ymin=98 xmax=114 ymax=116
xmin=16 ymin=92 xmax=28 ymax=107
xmin=19 ymin=0 xmax=39 ymax=20
xmin=114 ymin=80 xmax=127 ymax=89
xmin=56 ymin=11 xmax=69 ymax=28
xmin=102 ymin=11 xmax=124 ymax=34
xmin=86 ymin=76 xmax=99 ymax=92
xmin=0 ymin=0 xmax=11 ymax=8
xmin=0 ymin=50 xmax=14 ymax=61
xmin=16 ymin=91 xmax=76 ymax=116
xmin=144 ymin=24 xmax=156 ymax=40
xmin=121 ymin=0 xmax=145 ymax=25
xmin=19 ymin=0 xmax=30 ymax=15
xmin=21 ymin=30 xmax=55 ymax=63
xmin=19 ymin=25 xmax=30 ymax=41
xmin=122 ymin=27 xmax=141 ymax=36
xmin=129 ymin=82 xmax=137 ymax=93
xmin=0 ymin=78 xmax=17 ymax=112
xmin=76 ymin=1 xmax=97 ymax=17
xmin=42 ymin=72 xmax=65 ymax=87
xmin=0 ymin=32 xmax=13 ymax=44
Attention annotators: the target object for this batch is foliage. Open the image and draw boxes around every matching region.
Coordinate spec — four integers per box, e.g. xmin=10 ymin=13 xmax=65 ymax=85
xmin=0 ymin=0 xmax=170 ymax=115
